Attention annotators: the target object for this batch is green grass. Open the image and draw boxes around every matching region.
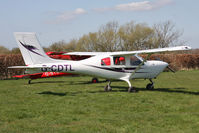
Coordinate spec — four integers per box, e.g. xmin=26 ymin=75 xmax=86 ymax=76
xmin=0 ymin=70 xmax=199 ymax=133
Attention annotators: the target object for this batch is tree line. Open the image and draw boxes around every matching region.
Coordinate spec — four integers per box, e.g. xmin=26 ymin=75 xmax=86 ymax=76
xmin=0 ymin=21 xmax=184 ymax=54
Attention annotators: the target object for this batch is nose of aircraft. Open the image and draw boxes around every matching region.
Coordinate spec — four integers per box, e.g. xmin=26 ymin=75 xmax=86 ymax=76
xmin=156 ymin=61 xmax=168 ymax=72
xmin=143 ymin=60 xmax=169 ymax=79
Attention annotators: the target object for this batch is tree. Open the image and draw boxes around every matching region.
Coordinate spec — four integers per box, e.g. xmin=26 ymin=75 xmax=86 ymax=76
xmin=48 ymin=20 xmax=185 ymax=52
xmin=97 ymin=21 xmax=120 ymax=51
xmin=63 ymin=39 xmax=78 ymax=52
xmin=77 ymin=33 xmax=99 ymax=51
xmin=0 ymin=46 xmax=10 ymax=54
xmin=152 ymin=21 xmax=184 ymax=48
xmin=11 ymin=48 xmax=21 ymax=54
xmin=77 ymin=21 xmax=120 ymax=52
xmin=48 ymin=41 xmax=66 ymax=52
xmin=118 ymin=21 xmax=154 ymax=50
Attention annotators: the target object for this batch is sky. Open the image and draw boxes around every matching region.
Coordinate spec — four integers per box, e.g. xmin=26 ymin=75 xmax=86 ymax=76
xmin=0 ymin=0 xmax=198 ymax=49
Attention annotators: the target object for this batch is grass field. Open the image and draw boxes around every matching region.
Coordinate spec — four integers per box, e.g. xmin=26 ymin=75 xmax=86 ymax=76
xmin=0 ymin=70 xmax=199 ymax=133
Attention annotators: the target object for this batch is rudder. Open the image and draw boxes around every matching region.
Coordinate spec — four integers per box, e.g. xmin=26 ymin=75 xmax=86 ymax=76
xmin=14 ymin=32 xmax=54 ymax=65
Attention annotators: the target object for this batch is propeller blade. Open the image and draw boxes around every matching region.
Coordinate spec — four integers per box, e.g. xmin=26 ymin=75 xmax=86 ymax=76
xmin=167 ymin=66 xmax=175 ymax=73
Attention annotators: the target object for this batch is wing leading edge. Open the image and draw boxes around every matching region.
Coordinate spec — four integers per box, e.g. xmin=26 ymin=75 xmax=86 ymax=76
xmin=109 ymin=46 xmax=191 ymax=56
xmin=65 ymin=46 xmax=191 ymax=56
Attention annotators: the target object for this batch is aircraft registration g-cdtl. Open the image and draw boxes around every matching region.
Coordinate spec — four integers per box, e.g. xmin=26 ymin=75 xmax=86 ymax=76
xmin=9 ymin=32 xmax=191 ymax=92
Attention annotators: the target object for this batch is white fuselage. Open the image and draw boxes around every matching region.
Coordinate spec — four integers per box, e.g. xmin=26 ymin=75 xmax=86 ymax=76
xmin=26 ymin=55 xmax=168 ymax=81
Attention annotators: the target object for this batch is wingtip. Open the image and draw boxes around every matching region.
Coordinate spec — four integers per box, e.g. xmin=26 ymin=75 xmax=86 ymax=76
xmin=181 ymin=45 xmax=192 ymax=50
xmin=185 ymin=46 xmax=192 ymax=50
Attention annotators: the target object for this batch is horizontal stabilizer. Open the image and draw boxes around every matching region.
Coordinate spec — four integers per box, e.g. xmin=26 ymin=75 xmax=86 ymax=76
xmin=8 ymin=66 xmax=48 ymax=69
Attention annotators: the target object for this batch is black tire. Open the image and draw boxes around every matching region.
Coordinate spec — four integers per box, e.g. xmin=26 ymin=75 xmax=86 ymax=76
xmin=146 ymin=83 xmax=154 ymax=90
xmin=92 ymin=78 xmax=99 ymax=83
xmin=128 ymin=87 xmax=137 ymax=93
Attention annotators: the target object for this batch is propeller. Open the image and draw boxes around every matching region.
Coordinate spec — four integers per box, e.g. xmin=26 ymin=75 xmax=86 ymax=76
xmin=166 ymin=65 xmax=175 ymax=73
xmin=155 ymin=57 xmax=175 ymax=73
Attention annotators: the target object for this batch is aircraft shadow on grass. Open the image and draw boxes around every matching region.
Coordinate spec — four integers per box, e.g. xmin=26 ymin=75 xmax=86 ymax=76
xmin=37 ymin=86 xmax=199 ymax=97
xmin=30 ymin=81 xmax=66 ymax=84
xmin=37 ymin=91 xmax=67 ymax=96
xmin=32 ymin=80 xmax=198 ymax=96
xmin=37 ymin=90 xmax=85 ymax=96
xmin=97 ymin=86 xmax=199 ymax=96
xmin=30 ymin=80 xmax=107 ymax=85
xmin=146 ymin=88 xmax=199 ymax=95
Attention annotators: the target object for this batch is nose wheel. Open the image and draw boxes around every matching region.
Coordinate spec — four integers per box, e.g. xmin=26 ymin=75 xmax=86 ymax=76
xmin=146 ymin=79 xmax=154 ymax=90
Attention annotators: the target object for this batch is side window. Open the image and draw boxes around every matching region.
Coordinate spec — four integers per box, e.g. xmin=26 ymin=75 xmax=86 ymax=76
xmin=130 ymin=55 xmax=142 ymax=66
xmin=113 ymin=56 xmax=125 ymax=65
xmin=101 ymin=57 xmax=111 ymax=66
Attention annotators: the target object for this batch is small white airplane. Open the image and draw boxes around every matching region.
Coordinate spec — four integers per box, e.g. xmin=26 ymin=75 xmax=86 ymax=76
xmin=9 ymin=32 xmax=191 ymax=92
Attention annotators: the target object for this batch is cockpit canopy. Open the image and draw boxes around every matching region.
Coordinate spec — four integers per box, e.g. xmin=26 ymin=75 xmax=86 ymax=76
xmin=101 ymin=55 xmax=143 ymax=66
xmin=113 ymin=56 xmax=125 ymax=65
xmin=130 ymin=55 xmax=142 ymax=66
xmin=101 ymin=57 xmax=111 ymax=66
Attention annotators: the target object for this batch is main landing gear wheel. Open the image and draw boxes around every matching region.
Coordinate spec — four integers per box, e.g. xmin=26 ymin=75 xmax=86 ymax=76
xmin=92 ymin=78 xmax=99 ymax=83
xmin=28 ymin=79 xmax=32 ymax=84
xmin=146 ymin=83 xmax=154 ymax=90
xmin=128 ymin=87 xmax=137 ymax=93
xmin=146 ymin=79 xmax=154 ymax=90
xmin=104 ymin=85 xmax=112 ymax=92
xmin=104 ymin=81 xmax=112 ymax=92
xmin=124 ymin=80 xmax=137 ymax=93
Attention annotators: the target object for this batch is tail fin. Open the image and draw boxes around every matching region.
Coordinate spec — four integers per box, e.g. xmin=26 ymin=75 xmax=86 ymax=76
xmin=14 ymin=32 xmax=54 ymax=65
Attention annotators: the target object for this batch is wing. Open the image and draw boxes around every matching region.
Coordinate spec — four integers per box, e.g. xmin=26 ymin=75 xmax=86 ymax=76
xmin=64 ymin=46 xmax=191 ymax=56
xmin=109 ymin=46 xmax=191 ymax=56
xmin=64 ymin=52 xmax=107 ymax=56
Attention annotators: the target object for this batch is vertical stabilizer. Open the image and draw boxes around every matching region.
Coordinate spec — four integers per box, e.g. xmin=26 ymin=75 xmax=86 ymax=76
xmin=14 ymin=32 xmax=54 ymax=65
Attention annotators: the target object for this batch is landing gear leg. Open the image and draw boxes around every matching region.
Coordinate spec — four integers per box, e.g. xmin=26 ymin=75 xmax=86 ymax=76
xmin=146 ymin=79 xmax=154 ymax=90
xmin=104 ymin=81 xmax=112 ymax=92
xmin=125 ymin=80 xmax=137 ymax=93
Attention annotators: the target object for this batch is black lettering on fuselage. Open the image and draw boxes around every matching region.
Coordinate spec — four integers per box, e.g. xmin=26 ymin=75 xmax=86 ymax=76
xmin=41 ymin=64 xmax=74 ymax=72
xmin=51 ymin=65 xmax=57 ymax=72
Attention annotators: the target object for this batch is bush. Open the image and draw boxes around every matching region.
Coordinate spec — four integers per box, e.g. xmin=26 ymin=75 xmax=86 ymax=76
xmin=0 ymin=54 xmax=25 ymax=79
xmin=149 ymin=54 xmax=199 ymax=70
